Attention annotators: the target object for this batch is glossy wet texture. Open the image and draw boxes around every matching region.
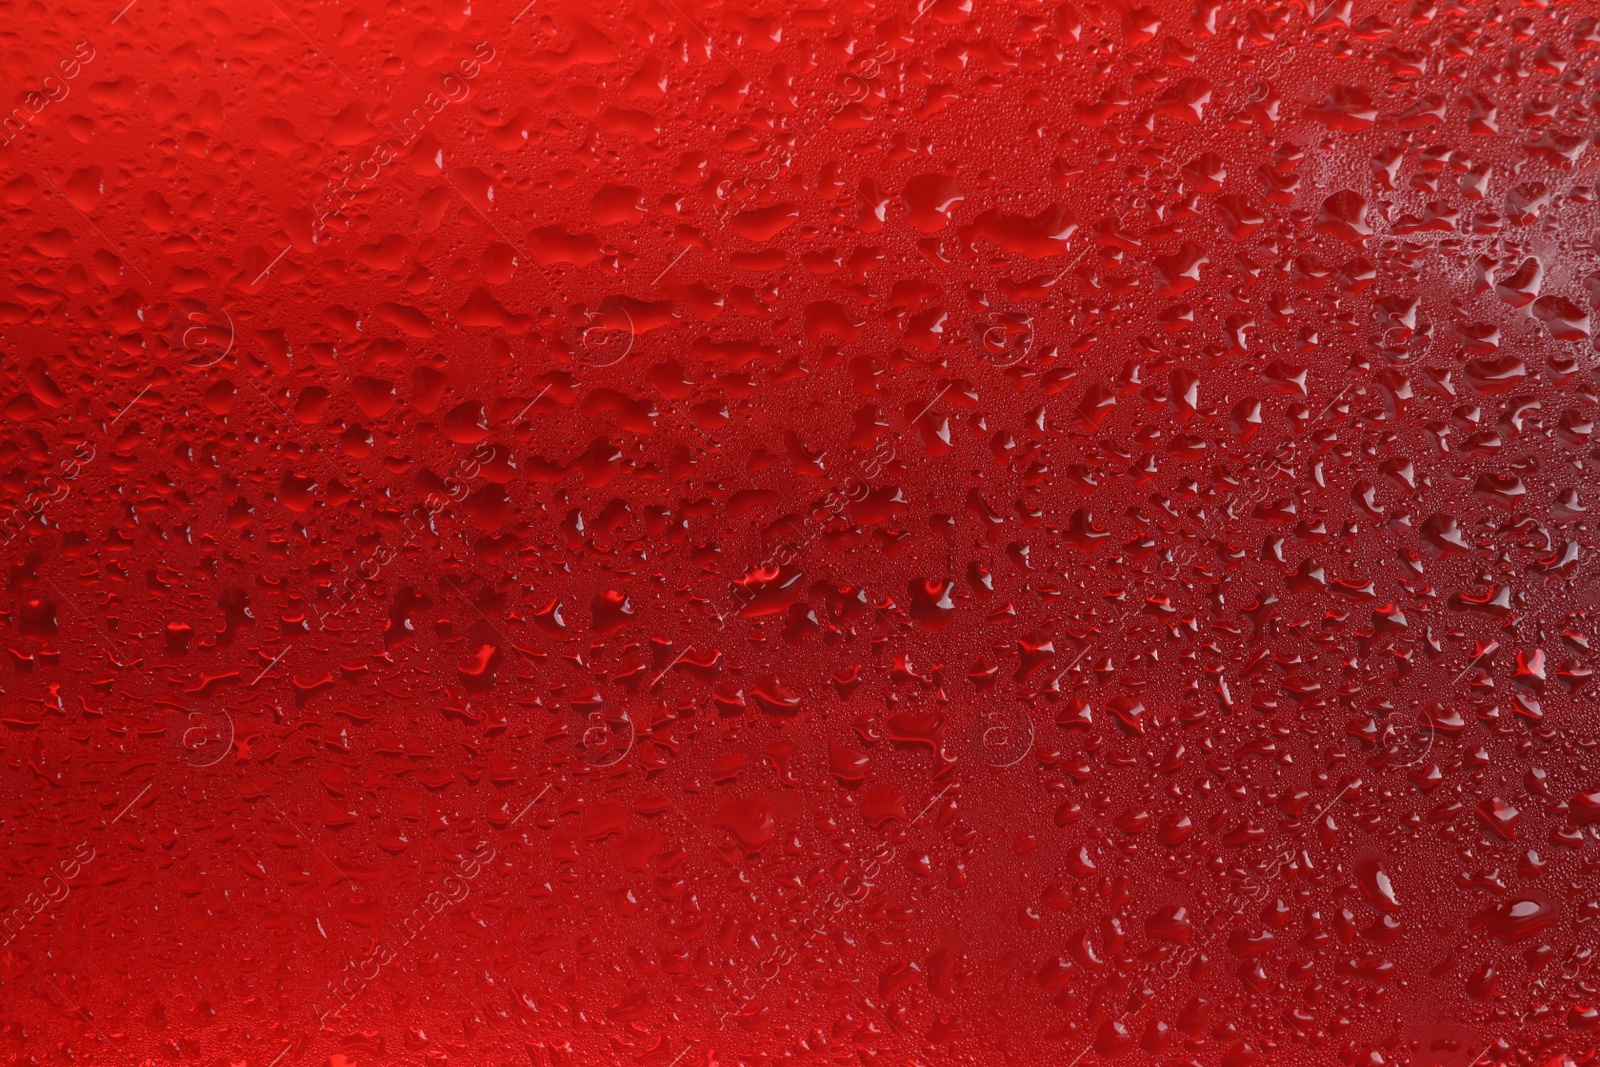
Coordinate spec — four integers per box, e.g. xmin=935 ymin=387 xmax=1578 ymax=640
xmin=2 ymin=0 xmax=1599 ymax=1065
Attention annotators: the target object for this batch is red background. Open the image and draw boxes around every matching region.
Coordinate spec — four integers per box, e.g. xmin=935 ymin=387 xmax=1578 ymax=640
xmin=2 ymin=0 xmax=1600 ymax=1065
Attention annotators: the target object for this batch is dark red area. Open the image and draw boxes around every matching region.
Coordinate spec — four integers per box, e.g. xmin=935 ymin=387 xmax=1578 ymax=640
xmin=2 ymin=0 xmax=1600 ymax=1065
